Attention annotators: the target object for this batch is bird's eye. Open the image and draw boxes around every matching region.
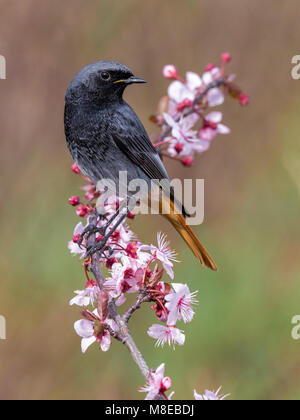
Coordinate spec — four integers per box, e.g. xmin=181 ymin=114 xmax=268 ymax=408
xmin=100 ymin=71 xmax=111 ymax=81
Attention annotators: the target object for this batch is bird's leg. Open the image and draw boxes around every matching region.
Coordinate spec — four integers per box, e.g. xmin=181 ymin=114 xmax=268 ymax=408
xmin=97 ymin=199 xmax=127 ymax=235
xmin=86 ymin=197 xmax=135 ymax=258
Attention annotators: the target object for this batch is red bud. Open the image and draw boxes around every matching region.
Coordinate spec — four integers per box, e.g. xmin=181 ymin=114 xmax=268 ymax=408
xmin=71 ymin=163 xmax=81 ymax=174
xmin=68 ymin=196 xmax=80 ymax=207
xmin=181 ymin=156 xmax=193 ymax=167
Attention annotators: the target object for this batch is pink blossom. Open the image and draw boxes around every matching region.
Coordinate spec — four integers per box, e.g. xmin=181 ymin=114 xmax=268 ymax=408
xmin=168 ymin=71 xmax=203 ymax=103
xmin=199 ymin=111 xmax=230 ymax=142
xmin=194 ymin=387 xmax=229 ymax=400
xmin=74 ymin=309 xmax=118 ymax=353
xmin=163 ymin=113 xmax=210 ymax=158
xmin=139 ymin=363 xmax=172 ymax=400
xmin=148 ymin=324 xmax=185 ymax=348
xmin=104 ymin=256 xmax=145 ymax=305
xmin=202 ymin=66 xmax=221 ymax=85
xmin=139 ymin=233 xmax=178 ymax=279
xmin=68 ymin=222 xmax=86 ymax=258
xmin=70 ymin=280 xmax=99 ymax=307
xmin=165 ymin=283 xmax=198 ymax=325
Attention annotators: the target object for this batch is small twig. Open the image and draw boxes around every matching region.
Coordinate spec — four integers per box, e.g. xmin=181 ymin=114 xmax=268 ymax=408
xmin=123 ymin=288 xmax=152 ymax=325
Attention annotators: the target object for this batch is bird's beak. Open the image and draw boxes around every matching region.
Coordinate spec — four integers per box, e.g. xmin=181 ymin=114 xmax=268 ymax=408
xmin=114 ymin=76 xmax=147 ymax=85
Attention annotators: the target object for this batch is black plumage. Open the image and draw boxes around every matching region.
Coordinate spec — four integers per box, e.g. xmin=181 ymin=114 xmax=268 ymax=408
xmin=64 ymin=61 xmax=217 ymax=270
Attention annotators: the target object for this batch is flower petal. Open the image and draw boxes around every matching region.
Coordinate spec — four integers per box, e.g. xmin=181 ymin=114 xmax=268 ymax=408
xmin=186 ymin=72 xmax=202 ymax=90
xmin=206 ymin=111 xmax=222 ymax=123
xmin=217 ymin=124 xmax=230 ymax=134
xmin=207 ymin=88 xmax=224 ymax=107
xmin=74 ymin=319 xmax=94 ymax=338
xmin=81 ymin=336 xmax=96 ymax=353
xmin=100 ymin=330 xmax=111 ymax=352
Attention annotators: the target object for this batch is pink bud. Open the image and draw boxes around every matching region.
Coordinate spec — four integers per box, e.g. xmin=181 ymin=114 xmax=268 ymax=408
xmin=71 ymin=163 xmax=81 ymax=174
xmin=96 ymin=234 xmax=104 ymax=242
xmin=221 ymin=52 xmax=231 ymax=64
xmin=205 ymin=63 xmax=215 ymax=72
xmin=68 ymin=195 xmax=81 ymax=206
xmin=239 ymin=92 xmax=250 ymax=106
xmin=181 ymin=156 xmax=193 ymax=167
xmin=163 ymin=65 xmax=178 ymax=80
xmin=127 ymin=211 xmax=135 ymax=219
xmin=174 ymin=142 xmax=184 ymax=154
xmin=73 ymin=234 xmax=81 ymax=243
xmin=76 ymin=205 xmax=90 ymax=218
xmin=160 ymin=377 xmax=172 ymax=392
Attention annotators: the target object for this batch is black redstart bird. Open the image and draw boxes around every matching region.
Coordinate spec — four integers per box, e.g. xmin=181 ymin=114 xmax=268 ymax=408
xmin=64 ymin=61 xmax=217 ymax=270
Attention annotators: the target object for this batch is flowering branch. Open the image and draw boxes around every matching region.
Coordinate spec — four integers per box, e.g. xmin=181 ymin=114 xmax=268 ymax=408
xmin=84 ymin=212 xmax=165 ymax=399
xmin=156 ymin=77 xmax=227 ymax=144
xmin=68 ymin=53 xmax=248 ymax=400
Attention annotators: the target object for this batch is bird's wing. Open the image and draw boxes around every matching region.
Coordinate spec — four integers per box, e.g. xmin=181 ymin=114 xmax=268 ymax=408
xmin=112 ymin=105 xmax=169 ymax=181
xmin=111 ymin=105 xmax=189 ymax=217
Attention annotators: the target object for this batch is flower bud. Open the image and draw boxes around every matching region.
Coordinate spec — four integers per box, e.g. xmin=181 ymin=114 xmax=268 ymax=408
xmin=73 ymin=234 xmax=81 ymax=243
xmin=76 ymin=205 xmax=90 ymax=218
xmin=175 ymin=142 xmax=184 ymax=154
xmin=181 ymin=156 xmax=193 ymax=167
xmin=221 ymin=52 xmax=231 ymax=64
xmin=68 ymin=196 xmax=81 ymax=207
xmin=163 ymin=65 xmax=178 ymax=80
xmin=239 ymin=92 xmax=250 ymax=106
xmin=71 ymin=163 xmax=81 ymax=174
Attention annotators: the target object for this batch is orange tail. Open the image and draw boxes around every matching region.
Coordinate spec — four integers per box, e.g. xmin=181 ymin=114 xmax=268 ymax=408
xmin=160 ymin=196 xmax=217 ymax=271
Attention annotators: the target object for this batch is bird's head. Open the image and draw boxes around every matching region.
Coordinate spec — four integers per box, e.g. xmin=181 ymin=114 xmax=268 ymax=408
xmin=65 ymin=61 xmax=146 ymax=104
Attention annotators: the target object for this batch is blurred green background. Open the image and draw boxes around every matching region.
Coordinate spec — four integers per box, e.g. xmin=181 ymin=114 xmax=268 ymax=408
xmin=1 ymin=0 xmax=300 ymax=400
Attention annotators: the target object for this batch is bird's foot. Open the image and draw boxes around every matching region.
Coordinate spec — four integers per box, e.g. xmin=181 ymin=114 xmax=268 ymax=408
xmin=86 ymin=239 xmax=114 ymax=259
xmin=78 ymin=224 xmax=106 ymax=249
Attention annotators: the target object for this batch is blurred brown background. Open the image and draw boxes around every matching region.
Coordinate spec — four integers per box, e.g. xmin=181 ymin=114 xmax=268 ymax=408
xmin=1 ymin=0 xmax=300 ymax=400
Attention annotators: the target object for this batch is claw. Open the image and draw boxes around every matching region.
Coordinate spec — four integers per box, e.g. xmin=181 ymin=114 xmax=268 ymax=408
xmin=77 ymin=224 xmax=105 ymax=249
xmin=86 ymin=238 xmax=111 ymax=258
